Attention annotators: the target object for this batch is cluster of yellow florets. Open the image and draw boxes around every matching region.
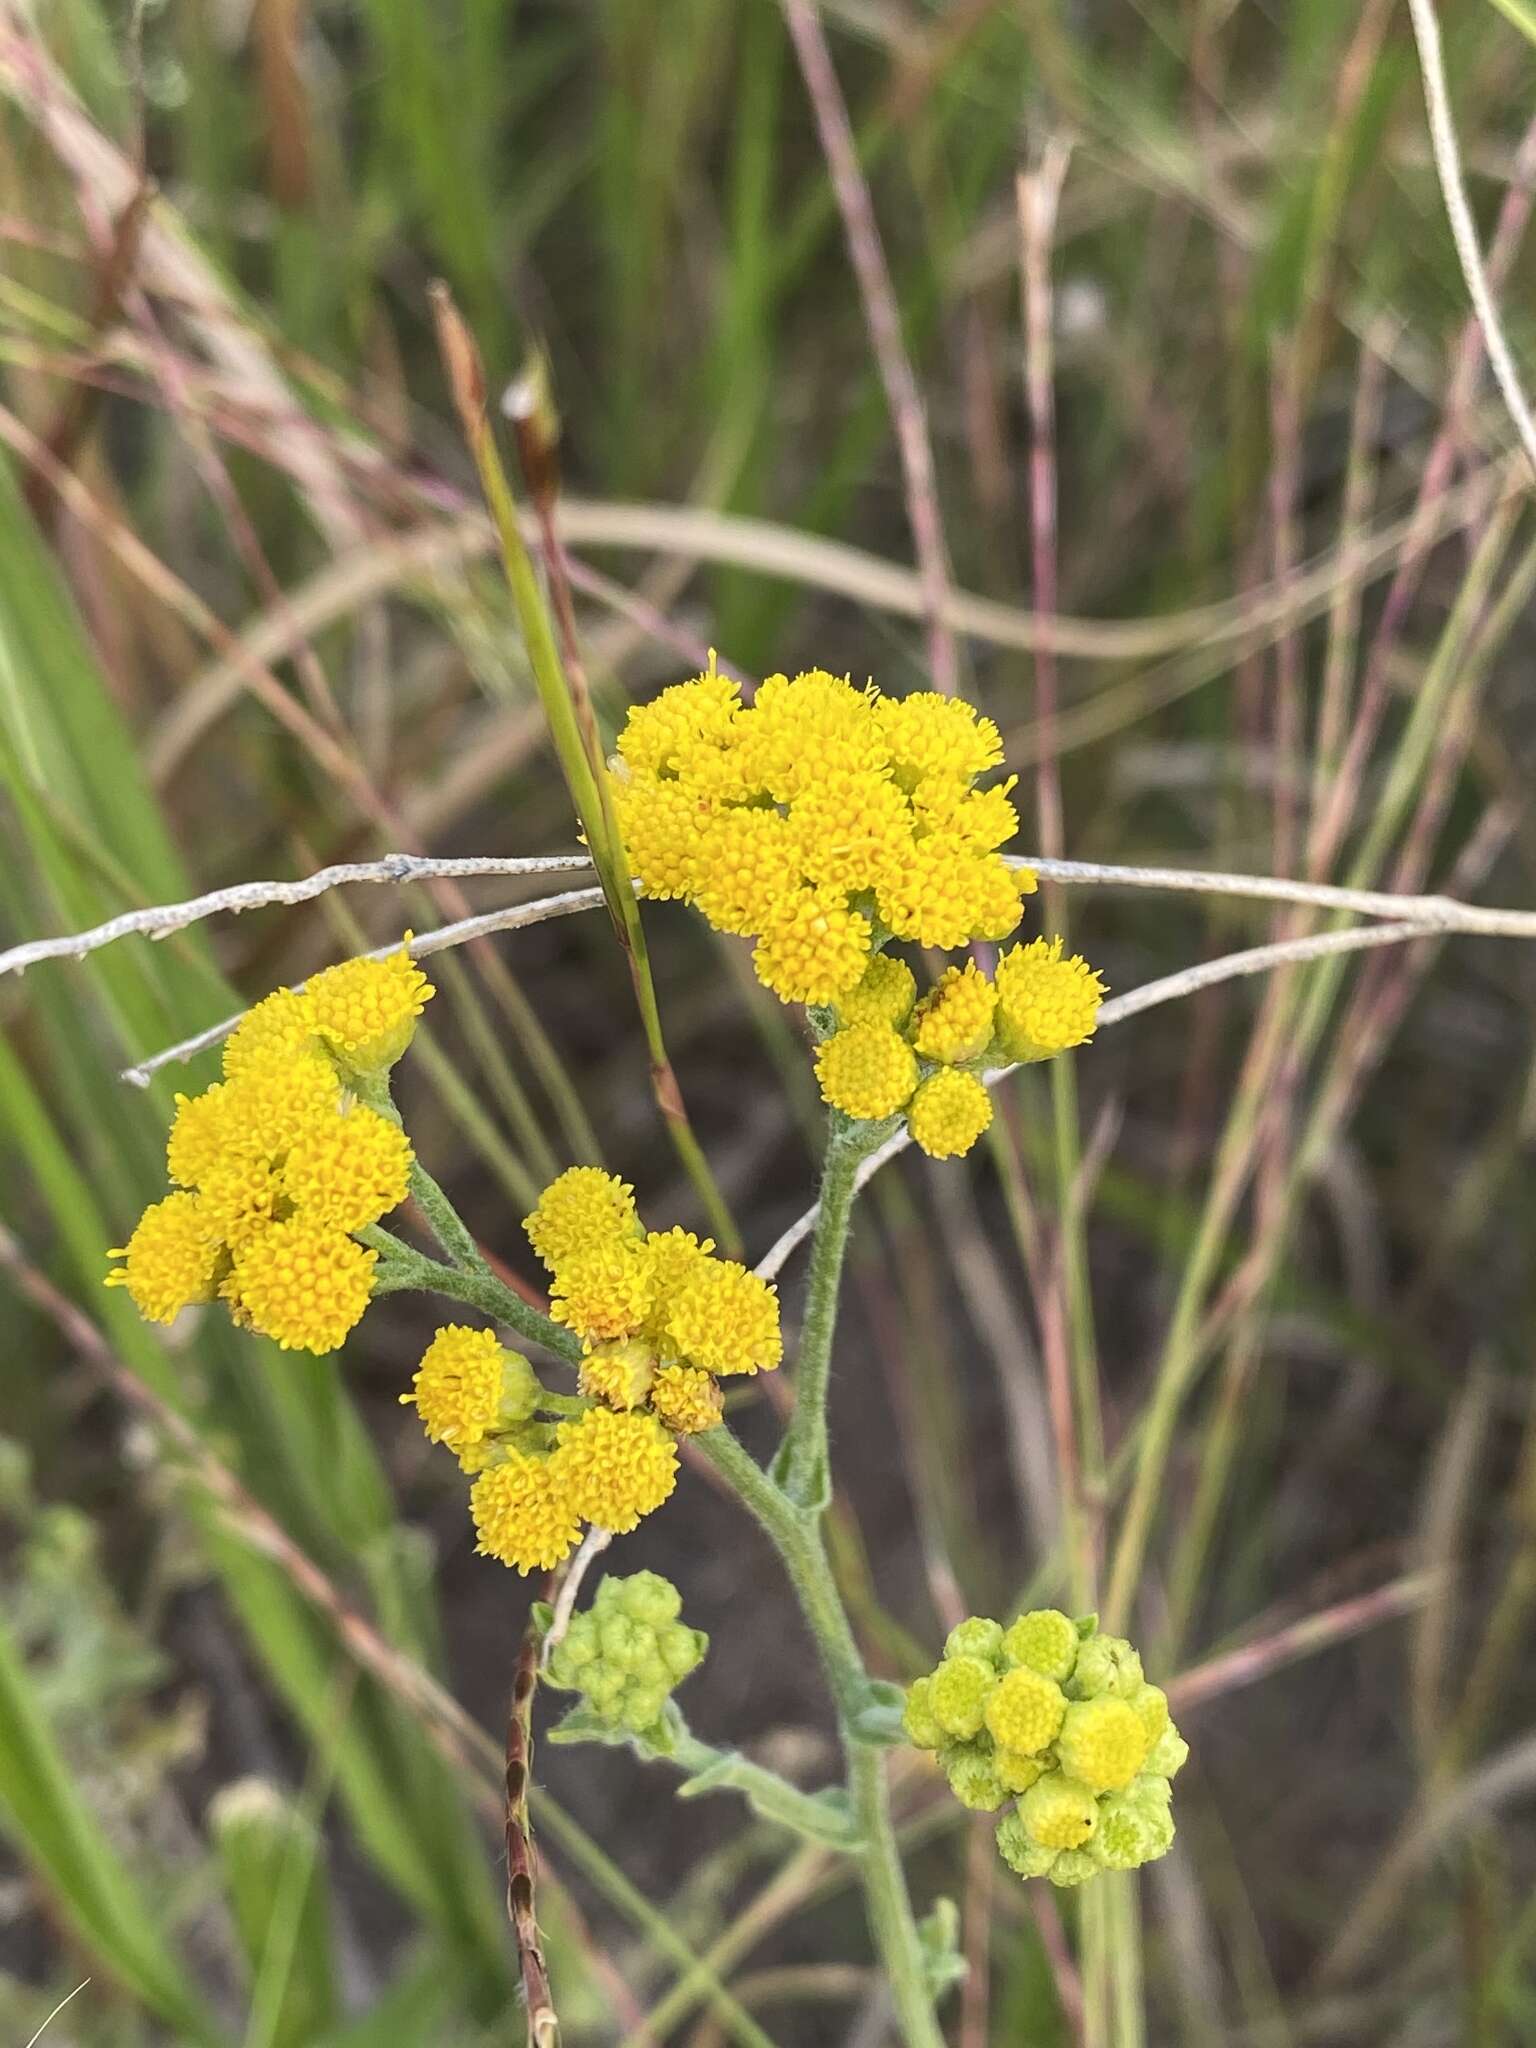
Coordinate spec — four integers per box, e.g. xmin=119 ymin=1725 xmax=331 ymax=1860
xmin=904 ymin=1613 xmax=1187 ymax=1886
xmin=402 ymin=1168 xmax=783 ymax=1575
xmin=107 ymin=947 xmax=430 ymax=1352
xmin=610 ymin=669 xmax=1036 ymax=1005
xmin=813 ymin=936 xmax=1105 ymax=1159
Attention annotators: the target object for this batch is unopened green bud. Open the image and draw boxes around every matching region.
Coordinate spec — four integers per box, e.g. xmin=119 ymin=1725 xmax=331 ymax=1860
xmin=1090 ymin=1789 xmax=1160 ymax=1871
xmin=1128 ymin=1683 xmax=1169 ymax=1746
xmin=1019 ymin=1772 xmax=1099 ymax=1851
xmin=944 ymin=1617 xmax=1005 ymax=1666
xmin=930 ymin=1654 xmax=997 ymax=1739
xmin=995 ymin=1748 xmax=1046 ymax=1796
xmin=621 ymin=1684 xmax=668 ymax=1731
xmin=903 ymin=1676 xmax=945 ymax=1751
xmin=500 ymin=1349 xmax=542 ymax=1424
xmin=658 ymin=1622 xmax=706 ymax=1681
xmin=1047 ymin=1848 xmax=1099 ymax=1889
xmin=1003 ymin=1609 xmax=1078 ymax=1683
xmin=1143 ymin=1723 xmax=1189 ymax=1780
xmin=598 ymin=1614 xmax=649 ymax=1671
xmin=996 ymin=1809 xmax=1057 ymax=1880
xmin=941 ymin=1742 xmax=1008 ymax=1812
xmin=1069 ymin=1633 xmax=1143 ymax=1701
xmin=614 ymin=1570 xmax=682 ymax=1628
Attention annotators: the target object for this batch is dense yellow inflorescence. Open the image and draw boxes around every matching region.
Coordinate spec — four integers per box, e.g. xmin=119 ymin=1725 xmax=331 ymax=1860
xmin=107 ymin=948 xmax=429 ymax=1351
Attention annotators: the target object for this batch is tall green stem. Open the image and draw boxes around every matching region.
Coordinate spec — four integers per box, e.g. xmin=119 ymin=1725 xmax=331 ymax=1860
xmin=775 ymin=1118 xmax=871 ymax=1508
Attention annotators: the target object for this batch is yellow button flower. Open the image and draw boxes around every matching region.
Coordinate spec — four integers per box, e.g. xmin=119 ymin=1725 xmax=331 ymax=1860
xmin=524 ymin=1167 xmax=640 ymax=1273
xmin=197 ymin=1156 xmax=285 ymax=1251
xmin=993 ymin=937 xmax=1106 ymax=1063
xmin=471 ymin=1450 xmax=582 ymax=1574
xmin=911 ymin=962 xmax=997 ymax=1065
xmin=226 ymin=1055 xmax=342 ymax=1164
xmin=554 ymin=1407 xmax=678 ymax=1534
xmin=1055 ymin=1698 xmax=1149 ymax=1794
xmin=610 ymin=767 xmax=717 ymax=901
xmin=616 ymin=670 xmax=743 ymax=778
xmin=1019 ymin=1772 xmax=1099 ymax=1852
xmin=690 ymin=805 xmax=805 ymax=937
xmin=284 ymin=1102 xmax=412 ymax=1234
xmin=166 ymin=1082 xmax=244 ymax=1188
xmin=649 ymin=1363 xmax=724 ymax=1436
xmin=984 ymin=1669 xmax=1068 ymax=1756
xmin=403 ymin=1324 xmax=537 ymax=1465
xmin=229 ymin=1216 xmax=377 ymax=1354
xmin=302 ymin=943 xmax=434 ymax=1073
xmin=876 ymin=834 xmax=1022 ymax=951
xmin=579 ymin=1338 xmax=658 ymax=1411
xmin=814 ymin=1021 xmax=919 ymax=1122
xmin=875 ymin=690 xmax=1002 ymax=786
xmin=791 ymin=766 xmax=911 ymax=896
xmin=662 ymin=1258 xmax=782 ymax=1376
xmin=835 ymin=955 xmax=917 ymax=1031
xmin=752 ymin=885 xmax=872 ymax=1005
xmin=222 ymin=988 xmax=320 ymax=1078
xmin=907 ymin=1069 xmax=993 ymax=1159
xmin=106 ymin=1192 xmax=222 ymax=1324
xmin=549 ymin=1240 xmax=654 ymax=1343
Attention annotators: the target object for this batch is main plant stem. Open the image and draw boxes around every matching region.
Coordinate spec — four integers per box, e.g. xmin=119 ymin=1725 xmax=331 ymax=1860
xmin=776 ymin=1119 xmax=870 ymax=1508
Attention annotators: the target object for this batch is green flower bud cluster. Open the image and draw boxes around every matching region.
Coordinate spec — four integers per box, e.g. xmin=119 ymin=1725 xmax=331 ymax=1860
xmin=903 ymin=1610 xmax=1188 ymax=1887
xmin=544 ymin=1571 xmax=707 ymax=1736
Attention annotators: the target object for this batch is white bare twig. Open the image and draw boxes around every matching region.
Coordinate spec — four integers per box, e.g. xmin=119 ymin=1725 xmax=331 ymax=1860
xmin=119 ymin=886 xmax=607 ymax=1086
xmin=0 ymin=853 xmax=594 ymax=979
xmin=754 ymin=920 xmax=1439 ymax=1280
xmin=1407 ymin=0 xmax=1536 ymax=486
xmin=540 ymin=1527 xmax=615 ymax=1670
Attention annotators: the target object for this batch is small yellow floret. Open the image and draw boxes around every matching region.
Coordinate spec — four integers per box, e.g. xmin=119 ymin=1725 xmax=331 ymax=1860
xmin=611 ymin=766 xmax=720 ymax=900
xmin=907 ymin=1069 xmax=993 ymax=1159
xmin=197 ymin=1156 xmax=285 ymax=1250
xmin=549 ymin=1240 xmax=654 ymax=1343
xmin=284 ymin=1103 xmax=412 ymax=1233
xmin=911 ymin=963 xmax=997 ymax=1065
xmin=877 ymin=836 xmax=1022 ymax=951
xmin=227 ymin=1055 xmax=342 ymax=1163
xmin=579 ymin=1339 xmax=658 ymax=1411
xmin=303 ymin=943 xmax=434 ymax=1072
xmin=929 ymin=1654 xmax=997 ymax=1740
xmin=649 ymin=1363 xmax=724 ymax=1435
xmin=996 ymin=1749 xmax=1047 ymax=1795
xmin=875 ymin=691 xmax=1002 ymax=786
xmin=752 ymin=886 xmax=871 ymax=1005
xmin=403 ymin=1325 xmax=508 ymax=1460
xmin=736 ymin=671 xmax=885 ymax=800
xmin=993 ymin=937 xmax=1105 ymax=1062
xmin=1003 ymin=1610 xmax=1079 ymax=1683
xmin=814 ymin=1022 xmax=919 ymax=1122
xmin=914 ymin=778 xmax=1019 ymax=850
xmin=1055 ymin=1697 xmax=1150 ymax=1794
xmin=1019 ymin=1772 xmax=1099 ymax=1852
xmin=616 ymin=671 xmax=743 ymax=778
xmin=471 ymin=1451 xmax=582 ymax=1574
xmin=984 ymin=1668 xmax=1068 ymax=1756
xmin=106 ymin=1192 xmax=222 ymax=1323
xmin=663 ymin=1258 xmax=782 ymax=1375
xmin=835 ymin=955 xmax=917 ymax=1031
xmin=229 ymin=1217 xmax=376 ymax=1354
xmin=791 ymin=765 xmax=911 ymax=896
xmin=222 ymin=988 xmax=318 ymax=1078
xmin=167 ymin=1083 xmax=243 ymax=1188
xmin=554 ymin=1407 xmax=678 ymax=1534
xmin=690 ymin=805 xmax=805 ymax=936
xmin=524 ymin=1168 xmax=640 ymax=1273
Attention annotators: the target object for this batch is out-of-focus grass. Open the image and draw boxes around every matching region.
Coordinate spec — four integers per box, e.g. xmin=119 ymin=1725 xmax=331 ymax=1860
xmin=1 ymin=0 xmax=1535 ymax=2040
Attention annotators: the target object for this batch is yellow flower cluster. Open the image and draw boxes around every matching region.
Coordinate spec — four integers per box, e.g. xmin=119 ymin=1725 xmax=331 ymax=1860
xmin=107 ymin=947 xmax=429 ymax=1352
xmin=404 ymin=1169 xmax=784 ymax=1576
xmin=813 ymin=938 xmax=1106 ymax=1159
xmin=611 ymin=669 xmax=1036 ymax=1004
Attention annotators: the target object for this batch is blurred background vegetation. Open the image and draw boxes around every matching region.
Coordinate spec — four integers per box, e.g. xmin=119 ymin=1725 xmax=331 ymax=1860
xmin=1 ymin=0 xmax=1536 ymax=2041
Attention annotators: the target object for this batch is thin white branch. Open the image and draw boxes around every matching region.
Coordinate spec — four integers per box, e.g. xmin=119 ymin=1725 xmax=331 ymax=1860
xmin=1408 ymin=0 xmax=1536 ymax=486
xmin=540 ymin=1527 xmax=614 ymax=1670
xmin=119 ymin=886 xmax=607 ymax=1086
xmin=0 ymin=853 xmax=594 ymax=979
xmin=1008 ymin=853 xmax=1536 ymax=939
xmin=755 ymin=920 xmax=1439 ymax=1280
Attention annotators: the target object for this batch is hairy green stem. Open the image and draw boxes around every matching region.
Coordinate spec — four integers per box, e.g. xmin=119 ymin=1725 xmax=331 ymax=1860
xmin=364 ymin=1227 xmax=582 ymax=1367
xmin=775 ymin=1119 xmax=872 ymax=1507
xmin=667 ymin=1727 xmax=863 ymax=1849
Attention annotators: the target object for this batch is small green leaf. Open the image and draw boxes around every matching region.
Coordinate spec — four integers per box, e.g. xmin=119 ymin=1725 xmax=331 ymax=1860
xmin=847 ymin=1677 xmax=910 ymax=1746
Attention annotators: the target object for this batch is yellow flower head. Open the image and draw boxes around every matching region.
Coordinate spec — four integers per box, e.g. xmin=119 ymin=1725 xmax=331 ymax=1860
xmin=984 ymin=1669 xmax=1068 ymax=1757
xmin=549 ymin=1240 xmax=654 ymax=1343
xmin=524 ymin=1168 xmax=640 ymax=1273
xmin=790 ymin=765 xmax=911 ymax=897
xmin=877 ymin=835 xmax=1022 ymax=951
xmin=196 ymin=1156 xmax=285 ymax=1251
xmin=752 ymin=886 xmax=871 ymax=1005
xmin=554 ymin=1407 xmax=678 ymax=1534
xmin=907 ymin=1068 xmax=993 ymax=1159
xmin=815 ymin=1021 xmax=919 ymax=1122
xmin=915 ymin=777 xmax=1019 ymax=850
xmin=638 ymin=1225 xmax=713 ymax=1316
xmin=736 ymin=670 xmax=885 ymax=802
xmin=616 ymin=670 xmax=743 ymax=779
xmin=649 ymin=1362 xmax=724 ymax=1436
xmin=911 ymin=962 xmax=997 ymax=1065
xmin=227 ymin=1055 xmax=343 ymax=1164
xmin=993 ymin=937 xmax=1106 ymax=1063
xmin=106 ymin=1192 xmax=222 ymax=1324
xmin=610 ymin=766 xmax=717 ymax=901
xmin=403 ymin=1325 xmax=535 ymax=1463
xmin=166 ymin=1083 xmax=243 ymax=1188
xmin=690 ymin=805 xmax=806 ymax=937
xmin=222 ymin=988 xmax=319 ymax=1078
xmin=1019 ymin=1772 xmax=1099 ymax=1852
xmin=663 ymin=1257 xmax=782 ymax=1376
xmin=579 ymin=1338 xmax=658 ymax=1411
xmin=875 ymin=691 xmax=1003 ymax=788
xmin=303 ymin=943 xmax=434 ymax=1073
xmin=835 ymin=954 xmax=917 ymax=1032
xmin=1054 ymin=1697 xmax=1149 ymax=1794
xmin=284 ymin=1102 xmax=412 ymax=1234
xmin=229 ymin=1217 xmax=377 ymax=1354
xmin=471 ymin=1450 xmax=582 ymax=1574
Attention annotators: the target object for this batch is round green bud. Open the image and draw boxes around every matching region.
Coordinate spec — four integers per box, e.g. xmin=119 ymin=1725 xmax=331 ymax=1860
xmin=1002 ymin=1609 xmax=1078 ymax=1683
xmin=1047 ymin=1849 xmax=1099 ymax=1889
xmin=984 ymin=1667 xmax=1067 ymax=1756
xmin=1056 ymin=1697 xmax=1149 ymax=1794
xmin=996 ymin=1809 xmax=1057 ymax=1880
xmin=584 ymin=1663 xmax=628 ymax=1708
xmin=620 ymin=1684 xmax=668 ymax=1731
xmin=1134 ymin=1771 xmax=1173 ymax=1810
xmin=1128 ymin=1683 xmax=1169 ymax=1746
xmin=995 ymin=1748 xmax=1046 ymax=1796
xmin=1069 ymin=1633 xmax=1144 ymax=1701
xmin=598 ymin=1614 xmax=649 ymax=1671
xmin=944 ymin=1617 xmax=1005 ymax=1666
xmin=929 ymin=1654 xmax=997 ymax=1740
xmin=1090 ymin=1791 xmax=1159 ymax=1871
xmin=941 ymin=1742 xmax=1009 ymax=1812
xmin=1143 ymin=1724 xmax=1189 ymax=1780
xmin=1019 ymin=1772 xmax=1099 ymax=1852
xmin=500 ymin=1349 xmax=542 ymax=1424
xmin=629 ymin=1644 xmax=670 ymax=1688
xmin=658 ymin=1623 xmax=705 ymax=1682
xmin=617 ymin=1570 xmax=683 ymax=1629
xmin=902 ymin=1675 xmax=945 ymax=1751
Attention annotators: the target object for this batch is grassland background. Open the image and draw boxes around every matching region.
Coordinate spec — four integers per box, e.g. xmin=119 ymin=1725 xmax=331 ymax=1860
xmin=1 ymin=0 xmax=1535 ymax=2042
